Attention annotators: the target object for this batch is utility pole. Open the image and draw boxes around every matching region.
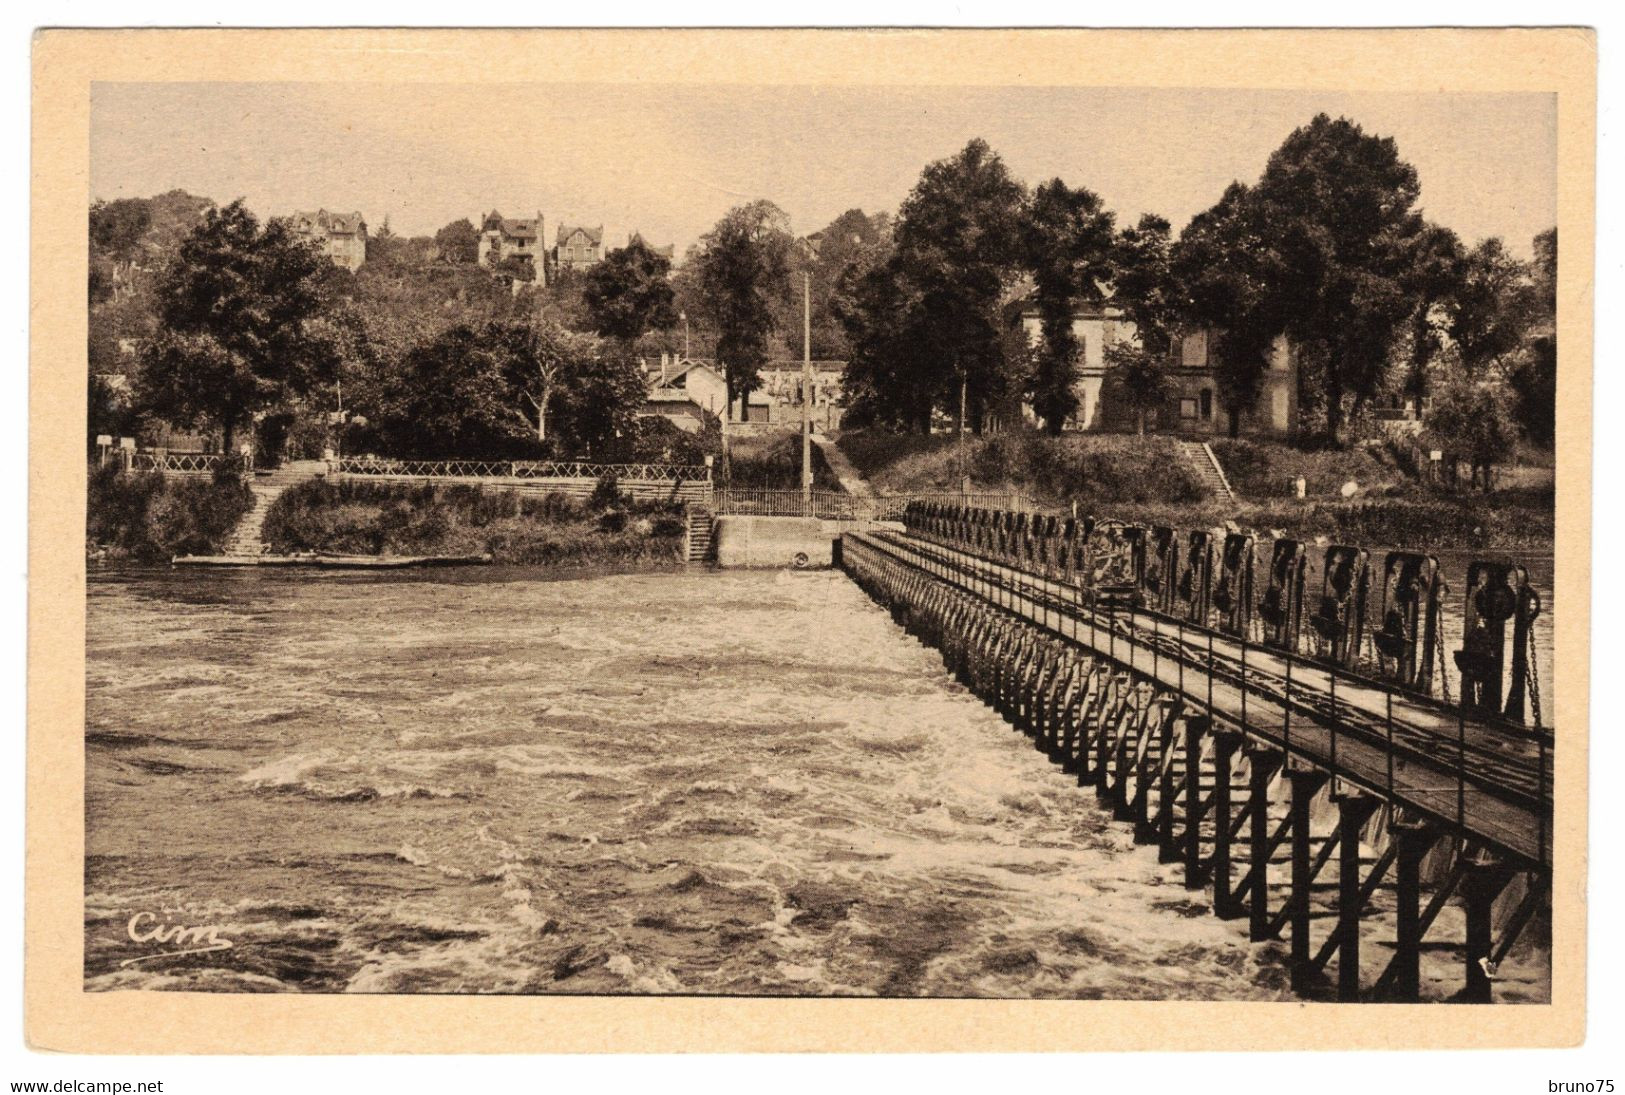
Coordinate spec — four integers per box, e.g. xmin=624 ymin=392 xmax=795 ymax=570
xmin=801 ymin=271 xmax=812 ymax=514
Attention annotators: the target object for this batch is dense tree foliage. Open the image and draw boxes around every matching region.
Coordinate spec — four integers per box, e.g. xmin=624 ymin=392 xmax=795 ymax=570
xmin=135 ymin=200 xmax=340 ymax=455
xmin=582 ymin=238 xmax=678 ymax=343
xmin=434 ymin=218 xmax=479 ymax=264
xmin=1022 ymin=179 xmax=1116 ymax=434
xmin=691 ymin=200 xmax=794 ymax=415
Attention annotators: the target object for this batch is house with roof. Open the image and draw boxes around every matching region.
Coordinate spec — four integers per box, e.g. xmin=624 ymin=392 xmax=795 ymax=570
xmin=556 ymin=224 xmax=605 ymax=272
xmin=288 ymin=209 xmax=368 ymax=271
xmin=1010 ymin=294 xmax=1299 ymax=439
xmin=637 ymin=355 xmax=728 ymax=433
xmin=478 ymin=211 xmax=545 ymax=283
xmin=627 ymin=231 xmax=676 ymax=263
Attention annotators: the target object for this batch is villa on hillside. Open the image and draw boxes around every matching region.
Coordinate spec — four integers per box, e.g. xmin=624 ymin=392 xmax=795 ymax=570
xmin=1010 ymin=294 xmax=1299 ymax=440
xmin=627 ymin=231 xmax=676 ymax=263
xmin=288 ymin=209 xmax=368 ymax=272
xmin=478 ymin=211 xmax=545 ymax=283
xmin=555 ymin=224 xmax=605 ymax=272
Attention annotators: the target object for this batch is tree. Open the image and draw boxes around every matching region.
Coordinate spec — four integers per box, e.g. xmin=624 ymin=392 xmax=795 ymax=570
xmin=1508 ymin=227 xmax=1557 ymax=446
xmin=892 ymin=139 xmax=1028 ymax=434
xmin=1253 ymin=114 xmax=1426 ymax=442
xmin=832 ymin=249 xmax=934 ymax=431
xmin=135 ymin=200 xmax=338 ymax=456
xmin=1397 ymin=222 xmax=1465 ymax=405
xmin=1104 ymin=341 xmax=1168 ymax=436
xmin=582 ymin=238 xmax=678 ymax=343
xmin=1171 ymin=183 xmax=1284 ymax=438
xmin=693 ymin=200 xmax=793 ymax=418
xmin=1447 ymin=237 xmax=1539 ymax=375
xmin=1424 ymin=366 xmax=1520 ymax=491
xmin=493 ymin=320 xmax=599 ymax=445
xmin=1022 ymin=179 xmax=1117 ymax=433
xmin=434 ymin=218 xmax=480 ymax=264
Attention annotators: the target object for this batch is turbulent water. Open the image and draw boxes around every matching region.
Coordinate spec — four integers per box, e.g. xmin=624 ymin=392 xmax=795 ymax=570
xmin=85 ymin=565 xmax=1317 ymax=998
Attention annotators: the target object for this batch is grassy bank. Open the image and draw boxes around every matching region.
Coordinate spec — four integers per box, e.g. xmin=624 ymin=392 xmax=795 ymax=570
xmin=87 ymin=464 xmax=254 ymax=561
xmin=836 ymin=429 xmax=1554 ymax=552
xmin=261 ymin=479 xmax=688 ymax=566
xmin=726 ymin=430 xmax=844 ymax=491
xmin=836 ymin=430 xmax=1206 ymax=505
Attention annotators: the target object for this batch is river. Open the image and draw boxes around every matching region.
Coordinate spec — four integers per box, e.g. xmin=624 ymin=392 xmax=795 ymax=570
xmin=83 ymin=562 xmax=1549 ymax=999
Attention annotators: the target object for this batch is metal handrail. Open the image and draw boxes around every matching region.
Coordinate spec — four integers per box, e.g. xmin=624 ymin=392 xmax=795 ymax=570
xmin=329 ymin=457 xmax=711 ymax=482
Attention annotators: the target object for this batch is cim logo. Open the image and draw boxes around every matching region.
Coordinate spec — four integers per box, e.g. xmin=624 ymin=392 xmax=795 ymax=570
xmin=119 ymin=911 xmax=234 ymax=967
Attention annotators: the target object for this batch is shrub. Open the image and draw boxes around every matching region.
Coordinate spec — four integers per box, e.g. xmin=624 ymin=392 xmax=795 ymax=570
xmin=87 ymin=465 xmax=253 ymax=560
xmin=589 ymin=474 xmax=623 ymax=510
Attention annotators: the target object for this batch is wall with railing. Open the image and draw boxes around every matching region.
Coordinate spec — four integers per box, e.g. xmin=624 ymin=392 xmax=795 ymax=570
xmin=713 ymin=488 xmax=1034 ymax=522
xmin=327 ymin=456 xmax=714 ymax=505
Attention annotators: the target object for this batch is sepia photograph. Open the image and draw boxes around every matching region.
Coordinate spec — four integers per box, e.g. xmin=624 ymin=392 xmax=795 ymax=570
xmin=25 ymin=25 xmax=1596 ymax=1055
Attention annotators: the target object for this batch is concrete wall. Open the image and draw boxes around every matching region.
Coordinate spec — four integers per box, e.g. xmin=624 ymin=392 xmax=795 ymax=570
xmin=713 ymin=515 xmax=844 ymax=569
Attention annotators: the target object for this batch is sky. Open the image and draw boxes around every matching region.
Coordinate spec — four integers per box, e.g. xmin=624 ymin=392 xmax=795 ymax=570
xmin=90 ymin=83 xmax=1557 ymax=258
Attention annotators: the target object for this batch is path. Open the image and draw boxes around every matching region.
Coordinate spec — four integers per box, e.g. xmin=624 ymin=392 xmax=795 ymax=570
xmin=810 ymin=433 xmax=875 ymax=498
xmin=221 ymin=460 xmax=328 ymax=557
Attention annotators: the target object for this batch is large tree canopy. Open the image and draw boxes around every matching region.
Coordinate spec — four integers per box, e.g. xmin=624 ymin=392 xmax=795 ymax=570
xmin=1171 ymin=182 xmax=1286 ymax=437
xmin=581 ymin=238 xmax=678 ymax=343
xmin=1022 ymin=178 xmax=1116 ymax=434
xmin=1253 ymin=113 xmax=1425 ymax=441
xmin=692 ymin=200 xmax=793 ymax=416
xmin=892 ymin=138 xmax=1028 ymax=433
xmin=135 ymin=200 xmax=339 ymax=454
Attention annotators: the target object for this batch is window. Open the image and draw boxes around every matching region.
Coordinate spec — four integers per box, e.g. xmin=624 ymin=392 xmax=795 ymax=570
xmin=1199 ymin=389 xmax=1213 ymax=420
xmin=1179 ymin=398 xmax=1199 ymax=420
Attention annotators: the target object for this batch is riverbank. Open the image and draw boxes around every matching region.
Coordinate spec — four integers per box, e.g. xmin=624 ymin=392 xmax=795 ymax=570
xmin=834 ymin=430 xmax=1555 ymax=552
xmin=261 ymin=479 xmax=688 ymax=567
xmin=86 ymin=463 xmax=254 ymax=562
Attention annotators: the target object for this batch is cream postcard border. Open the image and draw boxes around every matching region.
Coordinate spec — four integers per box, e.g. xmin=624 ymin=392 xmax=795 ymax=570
xmin=26 ymin=27 xmax=1596 ymax=1053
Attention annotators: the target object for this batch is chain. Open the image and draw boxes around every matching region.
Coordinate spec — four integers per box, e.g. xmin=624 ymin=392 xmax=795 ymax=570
xmin=1527 ymin=616 xmax=1543 ymax=728
xmin=1434 ymin=617 xmax=1453 ymax=704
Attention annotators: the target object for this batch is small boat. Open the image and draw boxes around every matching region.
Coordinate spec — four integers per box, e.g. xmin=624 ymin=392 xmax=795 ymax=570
xmin=172 ymin=552 xmax=494 ymax=569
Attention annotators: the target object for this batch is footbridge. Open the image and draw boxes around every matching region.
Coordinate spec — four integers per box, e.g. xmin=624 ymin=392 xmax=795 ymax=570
xmin=841 ymin=504 xmax=1552 ymax=1003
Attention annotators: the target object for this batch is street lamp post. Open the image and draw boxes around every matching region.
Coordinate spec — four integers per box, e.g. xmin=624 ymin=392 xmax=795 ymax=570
xmin=680 ymin=311 xmax=690 ymax=360
xmin=802 ymin=272 xmax=812 ymax=514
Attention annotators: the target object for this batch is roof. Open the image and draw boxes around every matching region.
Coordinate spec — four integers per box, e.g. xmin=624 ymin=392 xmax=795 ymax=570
xmin=657 ymin=360 xmax=723 ymax=388
xmin=628 ymin=232 xmax=676 ymax=260
xmin=495 ymin=218 xmax=538 ymax=240
xmin=557 ymin=224 xmax=605 ymax=246
xmin=291 ymin=209 xmax=366 ymax=236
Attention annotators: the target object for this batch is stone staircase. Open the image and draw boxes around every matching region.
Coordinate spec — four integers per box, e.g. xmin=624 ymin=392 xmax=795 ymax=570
xmin=221 ymin=460 xmax=328 ymax=557
xmin=1177 ymin=440 xmax=1238 ymax=505
xmin=684 ymin=504 xmax=715 ymax=563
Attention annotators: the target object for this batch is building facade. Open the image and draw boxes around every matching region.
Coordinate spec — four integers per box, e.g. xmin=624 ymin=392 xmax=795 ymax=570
xmin=288 ymin=209 xmax=368 ymax=272
xmin=1015 ymin=300 xmax=1299 ymax=439
xmin=555 ymin=224 xmax=605 ymax=272
xmin=477 ymin=211 xmax=545 ymax=283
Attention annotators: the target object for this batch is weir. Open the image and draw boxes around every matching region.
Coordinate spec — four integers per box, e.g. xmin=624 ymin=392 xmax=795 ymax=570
xmin=840 ymin=503 xmax=1553 ymax=1003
